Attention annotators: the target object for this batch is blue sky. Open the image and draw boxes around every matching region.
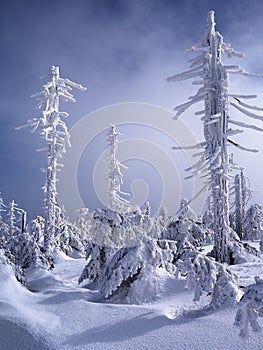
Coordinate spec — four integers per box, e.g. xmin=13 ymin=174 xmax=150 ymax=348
xmin=1 ymin=0 xmax=263 ymax=220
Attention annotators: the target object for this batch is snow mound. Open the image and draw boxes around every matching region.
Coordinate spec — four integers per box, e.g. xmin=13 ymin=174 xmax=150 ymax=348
xmin=0 ymin=252 xmax=60 ymax=349
xmin=0 ymin=319 xmax=50 ymax=350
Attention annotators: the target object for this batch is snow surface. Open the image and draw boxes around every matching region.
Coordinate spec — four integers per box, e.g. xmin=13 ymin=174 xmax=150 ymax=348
xmin=1 ymin=247 xmax=263 ymax=350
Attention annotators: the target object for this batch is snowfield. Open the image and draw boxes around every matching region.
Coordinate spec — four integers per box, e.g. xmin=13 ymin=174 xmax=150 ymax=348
xmin=1 ymin=247 xmax=263 ymax=350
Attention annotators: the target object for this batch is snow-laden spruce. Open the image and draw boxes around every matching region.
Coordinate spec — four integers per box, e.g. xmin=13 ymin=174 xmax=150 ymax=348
xmin=235 ymin=276 xmax=263 ymax=337
xmin=75 ymin=208 xmax=93 ymax=244
xmin=79 ymin=204 xmax=169 ymax=288
xmin=167 ymin=11 xmax=263 ymax=263
xmin=78 ymin=242 xmax=116 ymax=286
xmin=176 ymin=250 xmax=240 ymax=308
xmin=229 ymin=169 xmax=252 ymax=239
xmin=0 ymin=197 xmax=50 ymax=280
xmin=100 ymin=239 xmax=177 ymax=303
xmin=243 ymin=204 xmax=263 ymax=243
xmin=162 ymin=198 xmax=207 ymax=248
xmin=56 ymin=219 xmax=85 ymax=258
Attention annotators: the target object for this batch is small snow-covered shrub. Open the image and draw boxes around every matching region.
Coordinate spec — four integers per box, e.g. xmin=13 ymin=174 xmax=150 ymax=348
xmin=228 ymin=238 xmax=248 ymax=264
xmin=57 ymin=220 xmax=84 ymax=257
xmin=27 ymin=216 xmax=45 ymax=245
xmin=176 ymin=248 xmax=240 ymax=307
xmin=78 ymin=242 xmax=115 ymax=285
xmin=0 ymin=248 xmax=27 ymax=286
xmin=7 ymin=231 xmax=51 ymax=270
xmin=75 ymin=208 xmax=93 ymax=244
xmin=0 ymin=220 xmax=9 ymax=249
xmin=234 ymin=277 xmax=263 ymax=338
xmin=176 ymin=251 xmax=217 ymax=302
xmin=210 ymin=264 xmax=240 ymax=309
xmin=79 ymin=202 xmax=169 ymax=282
xmin=100 ymin=239 xmax=177 ymax=303
xmin=162 ymin=201 xmax=206 ymax=249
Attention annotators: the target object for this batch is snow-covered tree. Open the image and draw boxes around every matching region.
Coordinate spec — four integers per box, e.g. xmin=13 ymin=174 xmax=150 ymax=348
xmin=231 ymin=169 xmax=252 ymax=239
xmin=107 ymin=124 xmax=132 ymax=213
xmin=19 ymin=66 xmax=86 ymax=253
xmin=234 ymin=172 xmax=243 ymax=239
xmin=6 ymin=200 xmax=20 ymax=238
xmin=0 ymin=193 xmax=8 ymax=248
xmin=176 ymin=248 xmax=240 ymax=307
xmin=176 ymin=251 xmax=217 ymax=302
xmin=0 ymin=193 xmax=6 ymax=222
xmin=201 ymin=197 xmax=214 ymax=242
xmin=210 ymin=263 xmax=240 ymax=309
xmin=167 ymin=11 xmax=263 ymax=263
xmin=0 ymin=249 xmax=27 ymax=286
xmin=6 ymin=209 xmax=51 ymax=271
xmin=243 ymin=204 xmax=263 ymax=242
xmin=240 ymin=170 xmax=252 ymax=216
xmin=8 ymin=229 xmax=51 ymax=270
xmin=178 ymin=198 xmax=197 ymax=222
xmin=99 ymin=239 xmax=177 ymax=303
xmin=27 ymin=216 xmax=45 ymax=244
xmin=78 ymin=242 xmax=115 ymax=286
xmin=56 ymin=218 xmax=84 ymax=258
xmin=162 ymin=200 xmax=206 ymax=249
xmin=79 ymin=203 xmax=169 ymax=290
xmin=235 ymin=276 xmax=263 ymax=337
xmin=75 ymin=208 xmax=93 ymax=244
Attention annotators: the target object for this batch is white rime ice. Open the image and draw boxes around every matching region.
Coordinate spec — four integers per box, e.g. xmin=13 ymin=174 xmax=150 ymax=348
xmin=167 ymin=11 xmax=263 ymax=263
xmin=107 ymin=124 xmax=132 ymax=213
xmin=21 ymin=66 xmax=86 ymax=253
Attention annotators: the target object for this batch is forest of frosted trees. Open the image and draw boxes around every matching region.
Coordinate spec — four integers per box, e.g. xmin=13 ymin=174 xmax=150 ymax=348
xmin=2 ymin=11 xmax=263 ymax=338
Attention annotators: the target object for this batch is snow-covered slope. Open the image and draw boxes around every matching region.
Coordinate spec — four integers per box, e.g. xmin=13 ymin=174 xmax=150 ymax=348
xmin=0 ymin=250 xmax=263 ymax=350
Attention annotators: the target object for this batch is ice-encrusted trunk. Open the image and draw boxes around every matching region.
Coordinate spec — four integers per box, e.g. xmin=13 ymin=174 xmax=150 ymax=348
xmin=21 ymin=210 xmax=27 ymax=235
xmin=167 ymin=11 xmax=263 ymax=263
xmin=43 ymin=66 xmax=60 ymax=251
xmin=203 ymin=13 xmax=230 ymax=261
